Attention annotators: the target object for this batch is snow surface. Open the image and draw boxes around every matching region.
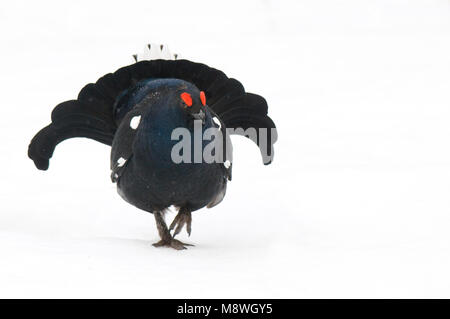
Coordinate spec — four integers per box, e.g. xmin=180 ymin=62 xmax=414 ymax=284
xmin=1 ymin=0 xmax=450 ymax=298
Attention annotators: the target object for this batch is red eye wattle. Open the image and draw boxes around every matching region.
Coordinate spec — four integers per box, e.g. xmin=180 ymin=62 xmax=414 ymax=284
xmin=200 ymin=91 xmax=206 ymax=106
xmin=180 ymin=92 xmax=192 ymax=107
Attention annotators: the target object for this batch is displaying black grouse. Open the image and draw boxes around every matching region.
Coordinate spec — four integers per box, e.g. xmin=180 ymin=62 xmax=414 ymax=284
xmin=28 ymin=47 xmax=277 ymax=250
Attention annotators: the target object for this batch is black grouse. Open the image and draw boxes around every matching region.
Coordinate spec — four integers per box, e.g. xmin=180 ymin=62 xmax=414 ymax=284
xmin=28 ymin=46 xmax=277 ymax=250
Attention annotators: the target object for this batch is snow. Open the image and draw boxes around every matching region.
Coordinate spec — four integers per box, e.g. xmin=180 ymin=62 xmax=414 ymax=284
xmin=1 ymin=0 xmax=450 ymax=298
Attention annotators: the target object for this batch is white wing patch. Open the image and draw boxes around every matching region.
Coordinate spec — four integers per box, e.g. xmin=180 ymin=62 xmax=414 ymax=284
xmin=117 ymin=157 xmax=127 ymax=167
xmin=212 ymin=117 xmax=222 ymax=129
xmin=130 ymin=115 xmax=141 ymax=129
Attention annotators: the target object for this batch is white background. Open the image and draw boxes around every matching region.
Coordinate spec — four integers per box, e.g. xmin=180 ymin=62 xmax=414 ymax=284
xmin=1 ymin=0 xmax=450 ymax=298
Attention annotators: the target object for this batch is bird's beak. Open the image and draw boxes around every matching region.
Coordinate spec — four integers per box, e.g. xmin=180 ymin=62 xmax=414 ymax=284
xmin=191 ymin=110 xmax=205 ymax=124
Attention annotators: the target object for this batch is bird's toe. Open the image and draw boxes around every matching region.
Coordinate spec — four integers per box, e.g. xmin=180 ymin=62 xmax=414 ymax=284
xmin=152 ymin=240 xmax=166 ymax=247
xmin=170 ymin=239 xmax=188 ymax=250
xmin=152 ymin=238 xmax=194 ymax=250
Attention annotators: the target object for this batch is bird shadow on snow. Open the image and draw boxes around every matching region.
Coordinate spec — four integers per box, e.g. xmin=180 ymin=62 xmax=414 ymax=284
xmin=90 ymin=236 xmax=153 ymax=248
xmin=88 ymin=235 xmax=272 ymax=255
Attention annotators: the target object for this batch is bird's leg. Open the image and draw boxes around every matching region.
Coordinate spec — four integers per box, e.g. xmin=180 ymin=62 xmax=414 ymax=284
xmin=152 ymin=211 xmax=193 ymax=250
xmin=169 ymin=207 xmax=192 ymax=238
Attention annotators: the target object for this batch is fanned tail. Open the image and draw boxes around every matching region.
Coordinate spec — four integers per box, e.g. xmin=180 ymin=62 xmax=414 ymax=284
xmin=209 ymin=90 xmax=277 ymax=165
xmin=28 ymin=76 xmax=120 ymax=170
xmin=29 ymin=49 xmax=277 ymax=170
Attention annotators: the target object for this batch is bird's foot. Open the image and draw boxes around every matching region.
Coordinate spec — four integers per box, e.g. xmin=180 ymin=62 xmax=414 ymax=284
xmin=152 ymin=238 xmax=194 ymax=250
xmin=169 ymin=209 xmax=192 ymax=238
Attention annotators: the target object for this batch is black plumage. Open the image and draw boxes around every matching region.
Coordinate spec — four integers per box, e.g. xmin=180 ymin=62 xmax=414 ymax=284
xmin=28 ymin=57 xmax=277 ymax=249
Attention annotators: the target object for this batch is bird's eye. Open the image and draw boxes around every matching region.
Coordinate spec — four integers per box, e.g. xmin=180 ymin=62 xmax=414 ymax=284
xmin=180 ymin=92 xmax=192 ymax=107
xmin=200 ymin=91 xmax=206 ymax=106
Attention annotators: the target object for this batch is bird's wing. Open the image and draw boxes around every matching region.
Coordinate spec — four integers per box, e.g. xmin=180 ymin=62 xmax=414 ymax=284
xmin=208 ymin=107 xmax=233 ymax=180
xmin=205 ymin=108 xmax=232 ymax=209
xmin=110 ymin=108 xmax=142 ymax=182
xmin=206 ymin=180 xmax=227 ymax=209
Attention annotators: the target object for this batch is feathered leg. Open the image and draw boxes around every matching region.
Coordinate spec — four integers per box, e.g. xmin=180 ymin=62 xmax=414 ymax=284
xmin=152 ymin=211 xmax=193 ymax=250
xmin=169 ymin=207 xmax=192 ymax=238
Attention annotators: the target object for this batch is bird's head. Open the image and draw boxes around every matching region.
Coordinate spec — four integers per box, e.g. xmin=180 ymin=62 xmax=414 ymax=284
xmin=178 ymin=88 xmax=207 ymax=124
xmin=128 ymin=79 xmax=210 ymax=130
